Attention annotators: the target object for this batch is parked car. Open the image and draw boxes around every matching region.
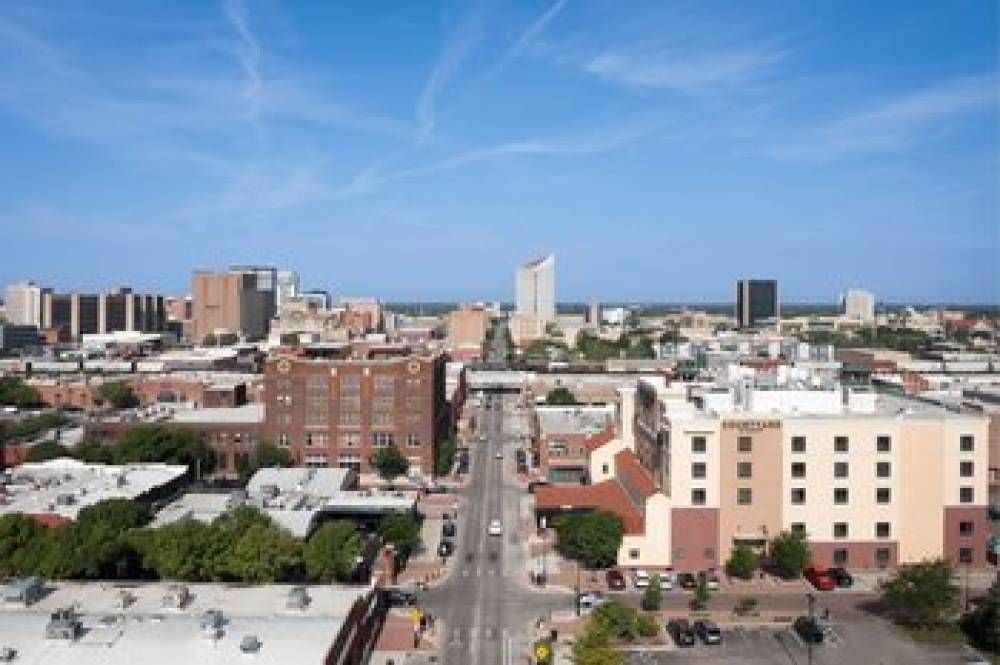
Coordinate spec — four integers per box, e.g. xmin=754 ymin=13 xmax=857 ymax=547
xmin=437 ymin=540 xmax=454 ymax=558
xmin=577 ymin=592 xmax=608 ymax=610
xmin=494 ymin=450 xmax=503 ymax=460
xmin=606 ymin=569 xmax=626 ymax=590
xmin=654 ymin=573 xmax=674 ymax=591
xmin=667 ymin=619 xmax=696 ymax=647
xmin=676 ymin=573 xmax=697 ymax=590
xmin=794 ymin=616 xmax=824 ymax=644
xmin=383 ymin=589 xmax=417 ymax=607
xmin=805 ymin=566 xmax=837 ymax=591
xmin=694 ymin=620 xmax=723 ymax=645
xmin=633 ymin=570 xmax=651 ymax=589
xmin=442 ymin=521 xmax=457 ymax=538
xmin=698 ymin=571 xmax=720 ymax=591
xmin=828 ymin=567 xmax=853 ymax=588
xmin=487 ymin=519 xmax=503 ymax=536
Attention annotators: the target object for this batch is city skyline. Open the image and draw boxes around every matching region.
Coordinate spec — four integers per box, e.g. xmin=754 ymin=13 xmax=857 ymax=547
xmin=0 ymin=1 xmax=996 ymax=303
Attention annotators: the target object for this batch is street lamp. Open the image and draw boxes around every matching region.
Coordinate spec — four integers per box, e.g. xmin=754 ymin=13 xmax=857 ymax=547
xmin=806 ymin=592 xmax=816 ymax=665
xmin=539 ymin=517 xmax=547 ymax=587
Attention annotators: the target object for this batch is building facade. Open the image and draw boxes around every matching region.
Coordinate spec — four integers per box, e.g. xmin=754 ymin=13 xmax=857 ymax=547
xmin=736 ymin=279 xmax=779 ymax=328
xmin=516 ymin=254 xmax=555 ymax=324
xmin=276 ymin=270 xmax=301 ymax=309
xmin=4 ymin=282 xmax=49 ymax=327
xmin=842 ymin=288 xmax=875 ymax=323
xmin=191 ymin=270 xmax=268 ymax=342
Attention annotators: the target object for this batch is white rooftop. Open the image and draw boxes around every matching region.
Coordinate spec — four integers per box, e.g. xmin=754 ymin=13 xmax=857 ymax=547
xmin=535 ymin=405 xmax=614 ymax=435
xmin=0 ymin=459 xmax=187 ymax=520
xmin=170 ymin=403 xmax=264 ymax=425
xmin=246 ymin=466 xmax=353 ymax=498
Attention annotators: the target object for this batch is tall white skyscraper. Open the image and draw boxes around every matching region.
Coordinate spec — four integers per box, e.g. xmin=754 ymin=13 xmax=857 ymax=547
xmin=4 ymin=281 xmax=48 ymax=327
xmin=841 ymin=288 xmax=875 ymax=322
xmin=515 ymin=254 xmax=556 ymax=323
xmin=276 ymin=270 xmax=301 ymax=309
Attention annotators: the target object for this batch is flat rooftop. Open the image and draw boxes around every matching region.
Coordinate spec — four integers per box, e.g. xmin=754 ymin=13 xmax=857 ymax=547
xmin=170 ymin=403 xmax=264 ymax=425
xmin=0 ymin=581 xmax=372 ymax=665
xmin=535 ymin=405 xmax=614 ymax=435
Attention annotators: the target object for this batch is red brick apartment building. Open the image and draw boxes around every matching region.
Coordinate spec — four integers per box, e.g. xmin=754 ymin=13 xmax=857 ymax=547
xmin=262 ymin=351 xmax=448 ymax=476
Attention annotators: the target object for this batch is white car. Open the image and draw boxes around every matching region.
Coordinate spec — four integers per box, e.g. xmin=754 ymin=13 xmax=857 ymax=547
xmin=655 ymin=573 xmax=674 ymax=591
xmin=487 ymin=519 xmax=503 ymax=536
xmin=494 ymin=450 xmax=503 ymax=460
xmin=633 ymin=570 xmax=650 ymax=589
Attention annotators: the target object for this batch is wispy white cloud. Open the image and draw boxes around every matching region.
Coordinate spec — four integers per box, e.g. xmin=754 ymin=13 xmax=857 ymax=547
xmin=495 ymin=0 xmax=567 ymax=72
xmin=584 ymin=45 xmax=787 ymax=91
xmin=769 ymin=75 xmax=998 ymax=162
xmin=415 ymin=4 xmax=485 ymax=142
xmin=222 ymin=0 xmax=263 ymax=128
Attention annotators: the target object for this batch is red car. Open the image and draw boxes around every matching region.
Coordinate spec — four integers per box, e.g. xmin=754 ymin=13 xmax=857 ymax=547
xmin=606 ymin=569 xmax=626 ymax=590
xmin=805 ymin=566 xmax=836 ymax=591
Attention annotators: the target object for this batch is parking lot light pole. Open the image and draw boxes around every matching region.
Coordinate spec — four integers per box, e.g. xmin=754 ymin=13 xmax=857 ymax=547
xmin=806 ymin=592 xmax=816 ymax=665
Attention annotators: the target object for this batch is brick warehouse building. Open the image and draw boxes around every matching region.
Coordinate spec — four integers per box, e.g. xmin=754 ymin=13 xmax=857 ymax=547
xmin=262 ymin=352 xmax=448 ymax=476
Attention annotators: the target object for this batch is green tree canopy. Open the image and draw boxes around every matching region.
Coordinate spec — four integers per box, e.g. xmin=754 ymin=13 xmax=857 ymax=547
xmin=592 ymin=599 xmax=658 ymax=642
xmin=304 ymin=520 xmax=363 ymax=582
xmin=726 ymin=545 xmax=761 ymax=579
xmin=881 ymin=559 xmax=959 ymax=629
xmin=0 ymin=514 xmax=45 ymax=576
xmin=370 ymin=445 xmax=410 ymax=483
xmin=96 ymin=381 xmax=140 ymax=409
xmin=77 ymin=498 xmax=151 ymax=531
xmin=0 ymin=376 xmax=40 ymax=407
xmin=25 ymin=440 xmax=73 ymax=463
xmin=961 ymin=579 xmax=1000 ymax=652
xmin=81 ymin=425 xmax=215 ymax=476
xmin=769 ymin=529 xmax=811 ymax=579
xmin=379 ymin=513 xmax=421 ymax=565
xmin=641 ymin=575 xmax=662 ymax=611
xmin=572 ymin=620 xmax=622 ymax=665
xmin=545 ymin=387 xmax=579 ymax=406
xmin=552 ymin=511 xmax=623 ymax=569
xmin=434 ymin=437 xmax=458 ymax=476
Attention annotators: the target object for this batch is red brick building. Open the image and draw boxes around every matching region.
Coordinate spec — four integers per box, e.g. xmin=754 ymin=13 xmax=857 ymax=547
xmin=262 ymin=352 xmax=448 ymax=476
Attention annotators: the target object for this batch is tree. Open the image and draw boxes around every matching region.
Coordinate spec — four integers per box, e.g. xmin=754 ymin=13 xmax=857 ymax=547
xmin=769 ymin=529 xmax=811 ymax=579
xmin=572 ymin=620 xmax=622 ymax=665
xmin=225 ymin=521 xmax=302 ymax=584
xmin=552 ymin=511 xmax=623 ymax=569
xmin=641 ymin=575 xmax=662 ymax=611
xmin=131 ymin=518 xmax=216 ymax=581
xmin=545 ymin=386 xmax=579 ymax=406
xmin=0 ymin=514 xmax=45 ymax=576
xmin=434 ymin=437 xmax=458 ymax=476
xmin=726 ymin=545 xmax=760 ymax=579
xmin=369 ymin=445 xmax=410 ymax=483
xmin=77 ymin=498 xmax=151 ymax=531
xmin=692 ymin=575 xmax=711 ymax=610
xmin=592 ymin=600 xmax=658 ymax=642
xmin=25 ymin=440 xmax=73 ymax=463
xmin=0 ymin=376 xmax=40 ymax=407
xmin=236 ymin=440 xmax=293 ymax=482
xmin=97 ymin=381 xmax=139 ymax=409
xmin=961 ymin=579 xmax=1000 ymax=652
xmin=304 ymin=521 xmax=362 ymax=582
xmin=378 ymin=513 xmax=421 ymax=566
xmin=880 ymin=559 xmax=959 ymax=629
xmin=83 ymin=425 xmax=216 ymax=476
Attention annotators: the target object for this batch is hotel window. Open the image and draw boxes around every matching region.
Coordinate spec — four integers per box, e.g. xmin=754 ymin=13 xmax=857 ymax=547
xmin=691 ymin=462 xmax=706 ymax=479
xmin=876 ymin=487 xmax=891 ymax=504
xmin=691 ymin=488 xmax=706 ymax=506
xmin=834 ymin=436 xmax=849 ymax=453
xmin=791 ymin=488 xmax=806 ymax=505
xmin=305 ymin=433 xmax=328 ymax=447
xmin=875 ymin=522 xmax=891 ymax=539
xmin=791 ymin=436 xmax=806 ymax=453
xmin=960 ymin=461 xmax=974 ymax=478
xmin=407 ymin=433 xmax=421 ymax=447
xmin=876 ymin=435 xmax=892 ymax=453
xmin=959 ymin=487 xmax=974 ymax=504
xmin=833 ymin=549 xmax=848 ymax=566
xmin=339 ymin=433 xmax=360 ymax=447
xmin=737 ymin=462 xmax=752 ymax=479
xmin=960 ymin=435 xmax=974 ymax=452
xmin=691 ymin=436 xmax=707 ymax=453
xmin=371 ymin=413 xmax=394 ymax=427
xmin=959 ymin=521 xmax=975 ymax=538
xmin=737 ymin=488 xmax=752 ymax=505
xmin=373 ymin=396 xmax=395 ymax=411
xmin=791 ymin=522 xmax=806 ymax=535
xmin=834 ymin=462 xmax=849 ymax=479
xmin=875 ymin=548 xmax=891 ymax=568
xmin=959 ymin=548 xmax=974 ymax=564
xmin=340 ymin=395 xmax=361 ymax=409
xmin=833 ymin=523 xmax=848 ymax=539
xmin=373 ymin=375 xmax=395 ymax=392
xmin=340 ymin=375 xmax=361 ymax=391
xmin=834 ymin=488 xmax=849 ymax=505
xmin=876 ymin=461 xmax=891 ymax=478
xmin=405 ymin=413 xmax=421 ymax=425
xmin=277 ymin=433 xmax=290 ymax=447
xmin=306 ymin=377 xmax=328 ymax=391
xmin=791 ymin=462 xmax=806 ymax=479
xmin=371 ymin=432 xmax=395 ymax=447
xmin=339 ymin=411 xmax=360 ymax=426
xmin=737 ymin=436 xmax=752 ymax=453
xmin=307 ymin=394 xmax=326 ymax=408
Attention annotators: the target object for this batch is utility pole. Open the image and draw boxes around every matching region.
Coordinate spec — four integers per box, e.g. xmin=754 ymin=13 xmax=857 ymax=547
xmin=807 ymin=592 xmax=815 ymax=665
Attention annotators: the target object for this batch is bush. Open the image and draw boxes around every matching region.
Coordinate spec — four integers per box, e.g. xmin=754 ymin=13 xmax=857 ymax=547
xmin=0 ymin=376 xmax=40 ymax=407
xmin=726 ymin=545 xmax=760 ymax=579
xmin=25 ymin=440 xmax=73 ymax=463
xmin=769 ymin=530 xmax=811 ymax=579
xmin=592 ymin=600 xmax=656 ymax=643
xmin=881 ymin=559 xmax=959 ymax=629
xmin=572 ymin=620 xmax=622 ymax=665
xmin=369 ymin=445 xmax=410 ymax=483
xmin=545 ymin=387 xmax=579 ymax=406
xmin=552 ymin=511 xmax=623 ymax=569
xmin=961 ymin=579 xmax=999 ymax=652
xmin=641 ymin=575 xmax=662 ymax=611
xmin=303 ymin=521 xmax=362 ymax=582
xmin=96 ymin=381 xmax=139 ymax=409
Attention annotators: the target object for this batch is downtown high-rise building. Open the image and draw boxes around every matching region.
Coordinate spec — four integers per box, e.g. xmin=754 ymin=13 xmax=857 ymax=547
xmin=736 ymin=279 xmax=779 ymax=328
xmin=191 ymin=270 xmax=270 ymax=342
xmin=276 ymin=270 xmax=301 ymax=310
xmin=842 ymin=288 xmax=875 ymax=323
xmin=515 ymin=254 xmax=556 ymax=323
xmin=3 ymin=281 xmax=49 ymax=327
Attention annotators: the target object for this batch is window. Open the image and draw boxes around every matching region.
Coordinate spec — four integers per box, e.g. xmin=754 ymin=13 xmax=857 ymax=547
xmin=673 ymin=547 xmax=686 ymax=560
xmin=340 ymin=375 xmax=361 ymax=390
xmin=371 ymin=432 xmax=395 ymax=447
xmin=277 ymin=413 xmax=292 ymax=426
xmin=339 ymin=411 xmax=360 ymax=426
xmin=960 ymin=435 xmax=974 ymax=452
xmin=306 ymin=394 xmax=327 ymax=408
xmin=958 ymin=548 xmax=974 ymax=564
xmin=628 ymin=548 xmax=640 ymax=560
xmin=834 ymin=462 xmax=849 ymax=479
xmin=404 ymin=396 xmax=423 ymax=410
xmin=339 ymin=432 xmax=360 ymax=447
xmin=876 ymin=435 xmax=892 ymax=453
xmin=404 ymin=378 xmax=422 ymax=390
xmin=305 ymin=433 xmax=328 ymax=447
xmin=791 ymin=436 xmax=806 ymax=453
xmin=371 ymin=413 xmax=394 ymax=427
xmin=306 ymin=377 xmax=328 ymax=391
xmin=960 ymin=461 xmax=974 ymax=478
xmin=791 ymin=522 xmax=806 ymax=535
xmin=737 ymin=488 xmax=752 ymax=505
xmin=959 ymin=521 xmax=975 ymax=538
xmin=277 ymin=433 xmax=290 ymax=447
xmin=691 ymin=488 xmax=706 ymax=505
xmin=305 ymin=410 xmax=328 ymax=426
xmin=340 ymin=395 xmax=361 ymax=409
xmin=791 ymin=462 xmax=806 ymax=479
xmin=373 ymin=375 xmax=395 ymax=392
xmin=791 ymin=488 xmax=806 ymax=505
xmin=737 ymin=436 xmax=752 ymax=453
xmin=876 ymin=487 xmax=891 ymax=504
xmin=959 ymin=487 xmax=974 ymax=504
xmin=691 ymin=462 xmax=706 ymax=479
xmin=833 ymin=522 xmax=848 ymax=539
xmin=601 ymin=463 xmax=609 ymax=475
xmin=876 ymin=461 xmax=891 ymax=478
xmin=406 ymin=433 xmax=421 ymax=447
xmin=834 ymin=488 xmax=849 ymax=505
xmin=875 ymin=548 xmax=891 ymax=568
xmin=833 ymin=549 xmax=849 ymax=566
xmin=704 ymin=548 xmax=716 ymax=561
xmin=691 ymin=436 xmax=707 ymax=453
xmin=737 ymin=462 xmax=752 ymax=479
xmin=875 ymin=522 xmax=891 ymax=539
xmin=834 ymin=436 xmax=849 ymax=453
xmin=276 ymin=394 xmax=292 ymax=406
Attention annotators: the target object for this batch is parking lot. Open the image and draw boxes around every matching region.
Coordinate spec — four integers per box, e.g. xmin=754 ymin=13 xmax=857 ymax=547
xmin=624 ymin=618 xmax=988 ymax=665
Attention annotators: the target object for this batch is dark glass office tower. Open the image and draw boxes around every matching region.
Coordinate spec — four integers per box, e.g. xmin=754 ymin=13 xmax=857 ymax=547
xmin=736 ymin=279 xmax=779 ymax=328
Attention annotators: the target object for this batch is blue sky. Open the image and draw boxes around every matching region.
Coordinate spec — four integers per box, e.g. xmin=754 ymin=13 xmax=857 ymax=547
xmin=0 ymin=1 xmax=996 ymax=303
